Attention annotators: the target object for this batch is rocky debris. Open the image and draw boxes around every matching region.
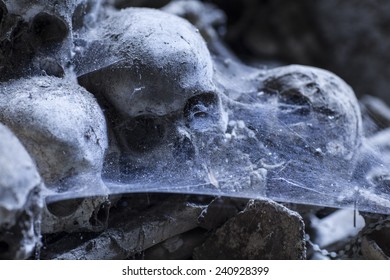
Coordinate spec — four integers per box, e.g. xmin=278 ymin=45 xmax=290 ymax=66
xmin=194 ymin=199 xmax=306 ymax=259
xmin=49 ymin=196 xmax=205 ymax=259
xmin=38 ymin=196 xmax=308 ymax=260
xmin=142 ymin=228 xmax=208 ymax=260
xmin=361 ymin=235 xmax=390 ymax=260
xmin=197 ymin=197 xmax=246 ymax=230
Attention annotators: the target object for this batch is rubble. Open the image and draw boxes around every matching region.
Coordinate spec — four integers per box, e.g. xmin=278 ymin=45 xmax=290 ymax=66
xmin=194 ymin=199 xmax=306 ymax=259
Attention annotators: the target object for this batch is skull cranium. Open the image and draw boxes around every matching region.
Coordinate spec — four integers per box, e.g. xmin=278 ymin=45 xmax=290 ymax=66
xmin=0 ymin=123 xmax=42 ymax=259
xmin=0 ymin=76 xmax=109 ymax=233
xmin=77 ymin=8 xmax=227 ymax=177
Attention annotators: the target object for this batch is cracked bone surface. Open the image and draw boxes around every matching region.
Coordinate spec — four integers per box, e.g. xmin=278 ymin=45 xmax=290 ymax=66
xmin=0 ymin=76 xmax=109 ymax=233
xmin=0 ymin=123 xmax=42 ymax=259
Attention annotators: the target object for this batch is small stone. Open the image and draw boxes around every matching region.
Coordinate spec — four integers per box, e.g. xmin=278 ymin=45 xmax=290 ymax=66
xmin=194 ymin=199 xmax=306 ymax=259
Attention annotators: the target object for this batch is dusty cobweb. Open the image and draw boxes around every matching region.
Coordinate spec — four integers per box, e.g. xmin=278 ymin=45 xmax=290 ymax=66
xmin=53 ymin=8 xmax=390 ymax=215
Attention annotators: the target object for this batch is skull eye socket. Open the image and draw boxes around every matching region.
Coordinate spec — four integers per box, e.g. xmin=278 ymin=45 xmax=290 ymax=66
xmin=184 ymin=93 xmax=220 ymax=131
xmin=46 ymin=198 xmax=84 ymax=217
xmin=32 ymin=12 xmax=68 ymax=43
xmin=120 ymin=116 xmax=166 ymax=154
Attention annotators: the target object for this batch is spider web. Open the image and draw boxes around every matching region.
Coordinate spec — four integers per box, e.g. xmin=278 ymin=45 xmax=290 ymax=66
xmin=62 ymin=38 xmax=390 ymax=215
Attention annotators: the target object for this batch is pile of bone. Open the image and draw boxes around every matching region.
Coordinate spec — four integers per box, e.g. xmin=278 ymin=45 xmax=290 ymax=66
xmin=1 ymin=0 xmax=389 ymax=259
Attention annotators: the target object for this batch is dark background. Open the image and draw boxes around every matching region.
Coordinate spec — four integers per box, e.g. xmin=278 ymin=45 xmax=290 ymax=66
xmin=112 ymin=0 xmax=390 ymax=105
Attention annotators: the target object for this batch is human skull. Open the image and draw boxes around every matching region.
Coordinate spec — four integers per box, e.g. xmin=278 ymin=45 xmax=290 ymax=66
xmin=77 ymin=8 xmax=227 ymax=178
xmin=0 ymin=123 xmax=42 ymax=259
xmin=0 ymin=0 xmax=103 ymax=79
xmin=0 ymin=76 xmax=109 ymax=233
xmin=261 ymin=65 xmax=363 ymax=200
xmin=261 ymin=65 xmax=362 ymax=160
xmin=213 ymin=57 xmax=364 ymax=202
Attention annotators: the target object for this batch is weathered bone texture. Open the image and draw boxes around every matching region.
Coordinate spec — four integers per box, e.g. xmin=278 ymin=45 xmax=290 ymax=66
xmin=212 ymin=57 xmax=364 ymax=204
xmin=77 ymin=8 xmax=217 ymax=117
xmin=215 ymin=60 xmax=363 ymax=163
xmin=0 ymin=0 xmax=103 ymax=80
xmin=261 ymin=65 xmax=363 ymax=161
xmin=77 ymin=8 xmax=228 ymax=177
xmin=0 ymin=76 xmax=109 ymax=233
xmin=0 ymin=123 xmax=42 ymax=259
